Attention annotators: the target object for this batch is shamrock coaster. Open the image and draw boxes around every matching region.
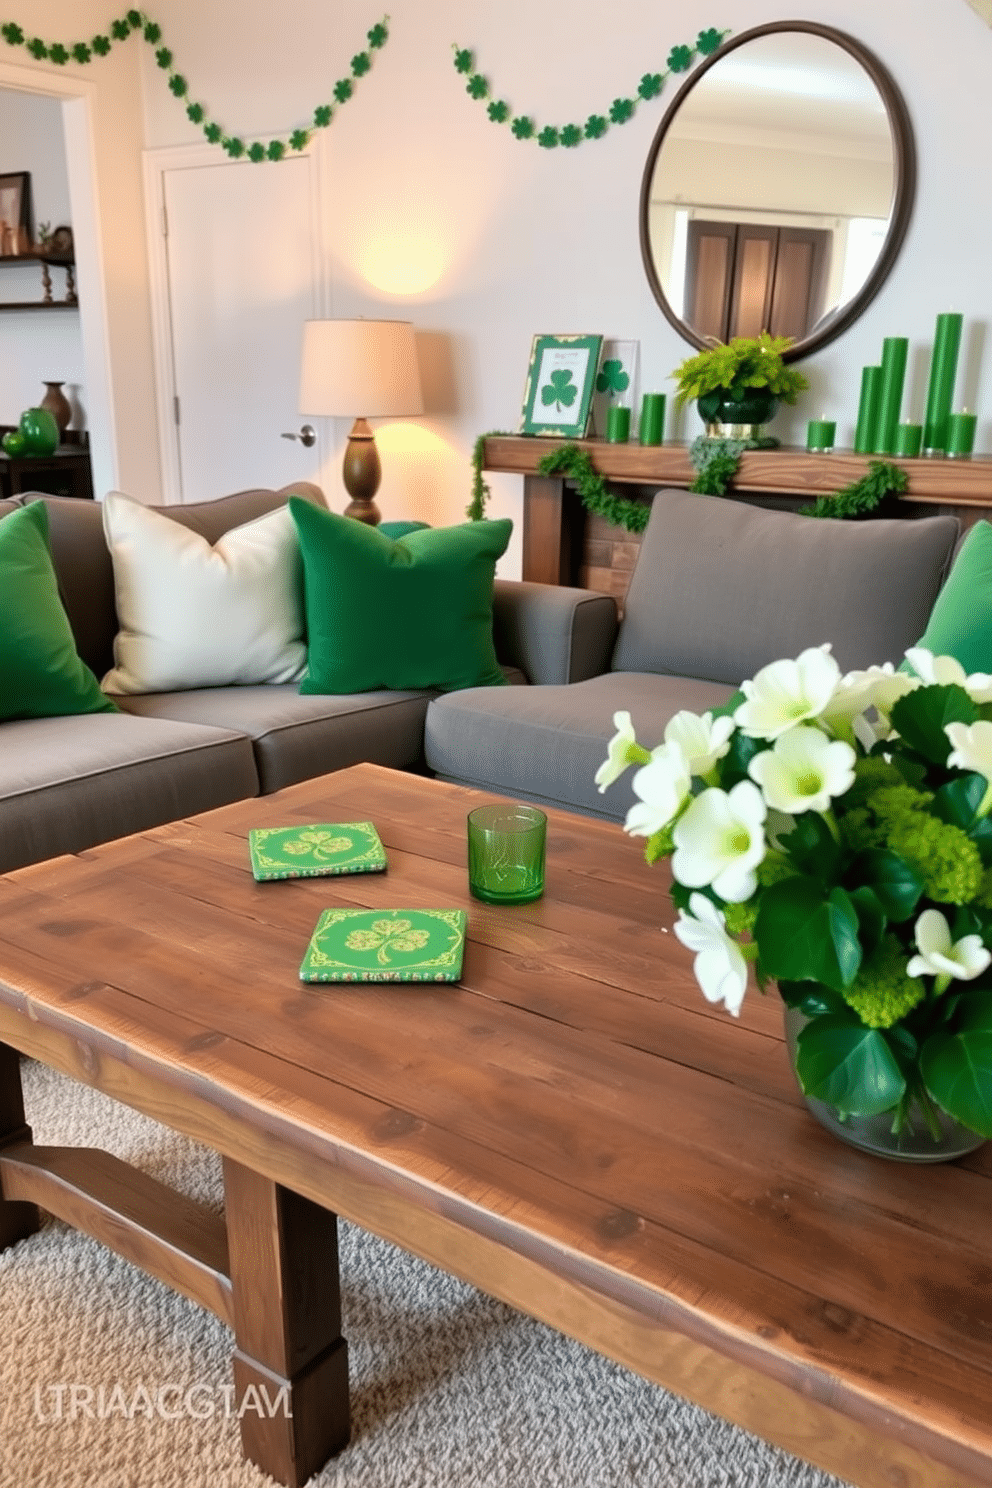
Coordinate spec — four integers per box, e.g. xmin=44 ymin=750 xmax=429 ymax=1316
xmin=300 ymin=908 xmax=467 ymax=983
xmin=249 ymin=822 xmax=386 ymax=881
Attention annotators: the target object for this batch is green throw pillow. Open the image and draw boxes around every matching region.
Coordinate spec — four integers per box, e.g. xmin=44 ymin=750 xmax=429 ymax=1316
xmin=0 ymin=502 xmax=117 ymax=721
xmin=911 ymin=520 xmax=992 ymax=674
xmin=289 ymin=499 xmax=512 ymax=694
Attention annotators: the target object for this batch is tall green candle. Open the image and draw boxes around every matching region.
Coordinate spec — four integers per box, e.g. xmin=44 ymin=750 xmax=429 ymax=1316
xmin=923 ymin=312 xmax=963 ymax=454
xmin=873 ymin=337 xmax=908 ymax=455
xmin=854 ymin=366 xmax=882 ymax=455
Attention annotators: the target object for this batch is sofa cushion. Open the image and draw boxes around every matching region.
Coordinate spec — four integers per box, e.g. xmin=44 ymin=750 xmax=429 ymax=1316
xmin=910 ymin=519 xmax=992 ymax=674
xmin=612 ymin=489 xmax=960 ymax=680
xmin=290 ymin=498 xmax=512 ymax=694
xmin=100 ymin=493 xmax=306 ymax=694
xmin=117 ymin=685 xmax=433 ymax=794
xmin=425 ymin=670 xmax=735 ymax=822
xmin=0 ymin=502 xmax=117 ymax=722
xmin=0 ymin=712 xmax=259 ymax=874
xmin=29 ymin=482 xmax=326 ymax=681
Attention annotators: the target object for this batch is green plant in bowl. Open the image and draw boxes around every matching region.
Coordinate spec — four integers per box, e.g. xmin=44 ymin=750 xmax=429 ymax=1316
xmin=672 ymin=332 xmax=809 ymax=407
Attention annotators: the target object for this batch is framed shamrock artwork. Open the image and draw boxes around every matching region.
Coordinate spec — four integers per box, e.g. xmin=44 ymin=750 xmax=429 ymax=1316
xmin=519 ymin=333 xmax=603 ymax=437
xmin=590 ymin=338 xmax=640 ymax=439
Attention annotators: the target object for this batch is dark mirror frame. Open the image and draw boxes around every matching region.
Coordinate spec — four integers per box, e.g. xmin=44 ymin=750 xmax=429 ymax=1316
xmin=638 ymin=20 xmax=916 ymax=363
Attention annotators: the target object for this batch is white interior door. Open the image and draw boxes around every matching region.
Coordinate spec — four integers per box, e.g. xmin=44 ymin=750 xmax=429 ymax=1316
xmin=149 ymin=150 xmax=323 ymax=503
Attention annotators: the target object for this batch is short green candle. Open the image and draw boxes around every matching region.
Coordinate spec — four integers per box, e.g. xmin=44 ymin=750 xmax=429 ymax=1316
xmin=606 ymin=404 xmax=631 ymax=443
xmin=467 ymin=803 xmax=547 ymax=905
xmin=893 ymin=422 xmax=923 ymax=458
xmin=946 ymin=410 xmax=977 ymax=459
xmin=806 ymin=418 xmax=836 ymax=452
xmin=854 ymin=366 xmax=882 ymax=455
xmin=639 ymin=393 xmax=665 ymax=446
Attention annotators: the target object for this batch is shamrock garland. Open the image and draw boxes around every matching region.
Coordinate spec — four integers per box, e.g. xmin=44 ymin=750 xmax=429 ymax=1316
xmin=451 ymin=27 xmax=727 ymax=148
xmin=0 ymin=10 xmax=390 ymax=161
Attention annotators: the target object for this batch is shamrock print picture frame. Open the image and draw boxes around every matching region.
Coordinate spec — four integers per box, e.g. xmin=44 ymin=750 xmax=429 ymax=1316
xmin=519 ymin=332 xmax=603 ymax=437
xmin=590 ymin=338 xmax=640 ymax=440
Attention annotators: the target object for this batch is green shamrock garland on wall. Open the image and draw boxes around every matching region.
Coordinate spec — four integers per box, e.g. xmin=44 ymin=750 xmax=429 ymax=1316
xmin=451 ymin=27 xmax=727 ymax=147
xmin=0 ymin=9 xmax=389 ymax=160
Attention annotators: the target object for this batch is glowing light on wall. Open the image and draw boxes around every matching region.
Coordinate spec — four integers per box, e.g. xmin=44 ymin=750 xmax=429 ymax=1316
xmin=374 ymin=422 xmax=450 ymax=457
xmin=360 ymin=231 xmax=449 ymax=296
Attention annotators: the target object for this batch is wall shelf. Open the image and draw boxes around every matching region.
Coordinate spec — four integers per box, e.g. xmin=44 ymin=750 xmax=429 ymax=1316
xmin=0 ymin=251 xmax=76 ymax=312
xmin=482 ymin=436 xmax=992 ymax=587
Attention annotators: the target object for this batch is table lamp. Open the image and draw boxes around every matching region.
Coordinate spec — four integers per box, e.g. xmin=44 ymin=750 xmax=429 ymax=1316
xmin=299 ymin=318 xmax=424 ymax=525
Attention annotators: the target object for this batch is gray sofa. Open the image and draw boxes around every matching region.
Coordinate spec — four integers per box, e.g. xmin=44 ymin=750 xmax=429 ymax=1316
xmin=0 ymin=483 xmax=613 ymax=874
xmin=0 ymin=483 xmax=961 ymax=875
xmin=424 ymin=488 xmax=962 ymax=823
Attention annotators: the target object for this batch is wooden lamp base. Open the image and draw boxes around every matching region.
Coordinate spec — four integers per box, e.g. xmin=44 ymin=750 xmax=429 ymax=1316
xmin=341 ymin=418 xmax=382 ymax=525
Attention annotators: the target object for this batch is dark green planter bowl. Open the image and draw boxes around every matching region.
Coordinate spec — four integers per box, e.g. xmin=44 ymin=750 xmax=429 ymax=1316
xmin=697 ymin=387 xmax=779 ymax=436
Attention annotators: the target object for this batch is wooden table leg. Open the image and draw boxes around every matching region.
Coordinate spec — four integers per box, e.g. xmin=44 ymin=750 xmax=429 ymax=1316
xmin=223 ymin=1157 xmax=350 ymax=1487
xmin=0 ymin=1043 xmax=40 ymax=1249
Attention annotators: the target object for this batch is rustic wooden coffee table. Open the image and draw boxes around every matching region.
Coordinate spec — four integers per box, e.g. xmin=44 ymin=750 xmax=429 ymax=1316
xmin=1 ymin=764 xmax=990 ymax=1488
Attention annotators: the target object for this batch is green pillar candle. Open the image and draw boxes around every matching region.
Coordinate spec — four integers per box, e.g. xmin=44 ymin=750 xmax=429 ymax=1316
xmin=893 ymin=422 xmax=923 ymax=458
xmin=606 ymin=404 xmax=631 ymax=443
xmin=638 ymin=393 xmax=665 ymax=446
xmin=946 ymin=410 xmax=977 ymax=459
xmin=873 ymin=337 xmax=908 ymax=454
xmin=806 ymin=418 xmax=836 ymax=452
xmin=923 ymin=312 xmax=963 ymax=454
xmin=854 ymin=366 xmax=882 ymax=455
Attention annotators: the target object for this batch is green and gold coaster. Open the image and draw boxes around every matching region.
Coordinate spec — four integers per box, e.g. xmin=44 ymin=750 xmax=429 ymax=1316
xmin=300 ymin=908 xmax=467 ymax=983
xmin=249 ymin=822 xmax=386 ymax=881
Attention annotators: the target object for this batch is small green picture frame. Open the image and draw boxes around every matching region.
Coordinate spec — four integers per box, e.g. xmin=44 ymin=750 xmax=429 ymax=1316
xmin=519 ymin=333 xmax=603 ymax=437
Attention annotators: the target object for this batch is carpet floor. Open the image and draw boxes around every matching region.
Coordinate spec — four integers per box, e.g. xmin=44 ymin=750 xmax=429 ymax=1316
xmin=0 ymin=1059 xmax=853 ymax=1488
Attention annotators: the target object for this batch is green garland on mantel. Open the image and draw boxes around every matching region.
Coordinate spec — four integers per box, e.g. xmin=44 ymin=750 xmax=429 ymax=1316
xmin=451 ymin=27 xmax=728 ymax=147
xmin=469 ymin=437 xmax=910 ymax=529
xmin=0 ymin=10 xmax=389 ymax=160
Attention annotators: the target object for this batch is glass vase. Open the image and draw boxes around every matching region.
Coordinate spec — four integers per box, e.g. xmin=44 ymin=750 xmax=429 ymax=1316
xmin=783 ymin=1006 xmax=986 ymax=1163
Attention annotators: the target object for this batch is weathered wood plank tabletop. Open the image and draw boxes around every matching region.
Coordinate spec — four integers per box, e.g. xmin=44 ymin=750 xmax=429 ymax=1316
xmin=0 ymin=764 xmax=990 ymax=1488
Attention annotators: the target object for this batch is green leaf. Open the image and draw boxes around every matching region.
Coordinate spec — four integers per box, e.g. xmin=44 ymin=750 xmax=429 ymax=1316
xmin=847 ymin=886 xmax=886 ymax=962
xmin=889 ymin=684 xmax=978 ymax=766
xmin=755 ymin=878 xmax=862 ymax=991
xmin=795 ymin=1015 xmax=906 ymax=1116
xmin=716 ymin=729 xmax=763 ymax=789
xmin=778 ymin=981 xmax=848 ymax=1018
xmin=969 ymin=815 xmax=992 ymax=867
xmin=933 ymin=772 xmax=986 ymax=829
xmin=921 ymin=1027 xmax=992 ymax=1137
xmin=848 ymin=849 xmax=923 ymax=922
xmin=778 ymin=814 xmax=841 ymax=884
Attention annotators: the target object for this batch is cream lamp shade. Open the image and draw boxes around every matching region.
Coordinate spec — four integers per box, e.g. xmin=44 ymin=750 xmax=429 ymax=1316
xmin=299 ymin=318 xmax=424 ymax=525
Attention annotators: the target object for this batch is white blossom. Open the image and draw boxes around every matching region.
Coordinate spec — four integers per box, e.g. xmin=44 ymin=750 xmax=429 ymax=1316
xmin=904 ymin=648 xmax=992 ymax=705
xmin=734 ymin=644 xmax=841 ymax=740
xmin=623 ymin=742 xmax=691 ymax=838
xmin=945 ymin=719 xmax=992 ymax=816
xmin=906 ymin=908 xmax=991 ymax=984
xmin=595 ymin=711 xmax=638 ymax=792
xmin=674 ymin=893 xmax=749 ymax=1016
xmin=671 ymin=780 xmax=767 ymax=902
xmin=662 ymin=710 xmax=735 ymax=777
xmin=747 ymin=726 xmax=856 ymax=815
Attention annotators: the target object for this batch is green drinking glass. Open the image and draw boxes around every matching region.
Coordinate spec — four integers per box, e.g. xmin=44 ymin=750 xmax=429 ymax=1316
xmin=467 ymin=804 xmax=547 ymax=905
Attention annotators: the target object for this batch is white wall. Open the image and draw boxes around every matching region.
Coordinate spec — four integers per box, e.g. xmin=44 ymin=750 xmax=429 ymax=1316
xmin=9 ymin=1 xmax=992 ymax=567
xmin=0 ymin=89 xmax=85 ymax=428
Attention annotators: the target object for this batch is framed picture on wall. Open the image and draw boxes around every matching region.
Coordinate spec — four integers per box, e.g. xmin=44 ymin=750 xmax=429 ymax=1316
xmin=0 ymin=172 xmax=32 ymax=256
xmin=519 ymin=333 xmax=602 ymax=437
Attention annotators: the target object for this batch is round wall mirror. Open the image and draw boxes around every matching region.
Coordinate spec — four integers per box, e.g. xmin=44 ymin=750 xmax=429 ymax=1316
xmin=639 ymin=22 xmax=915 ymax=360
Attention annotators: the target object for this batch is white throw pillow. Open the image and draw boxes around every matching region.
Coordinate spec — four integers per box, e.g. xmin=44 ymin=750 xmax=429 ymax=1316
xmin=101 ymin=493 xmax=307 ymax=694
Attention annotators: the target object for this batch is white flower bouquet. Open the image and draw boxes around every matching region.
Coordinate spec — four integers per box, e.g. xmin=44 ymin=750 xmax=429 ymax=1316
xmin=597 ymin=645 xmax=992 ymax=1141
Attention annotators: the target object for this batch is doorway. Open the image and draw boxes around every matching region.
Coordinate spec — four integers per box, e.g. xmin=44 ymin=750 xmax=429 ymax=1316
xmin=144 ymin=145 xmax=325 ymax=504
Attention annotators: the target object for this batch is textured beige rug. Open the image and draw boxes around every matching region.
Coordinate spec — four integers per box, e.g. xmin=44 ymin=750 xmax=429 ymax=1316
xmin=0 ymin=1059 xmax=851 ymax=1488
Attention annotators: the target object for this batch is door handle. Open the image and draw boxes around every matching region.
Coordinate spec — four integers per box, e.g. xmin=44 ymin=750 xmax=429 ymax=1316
xmin=280 ymin=424 xmax=316 ymax=448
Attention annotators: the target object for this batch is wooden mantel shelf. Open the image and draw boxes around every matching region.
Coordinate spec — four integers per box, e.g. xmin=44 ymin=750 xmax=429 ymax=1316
xmin=482 ymin=436 xmax=992 ymax=588
xmin=483 ymin=435 xmax=992 ymax=506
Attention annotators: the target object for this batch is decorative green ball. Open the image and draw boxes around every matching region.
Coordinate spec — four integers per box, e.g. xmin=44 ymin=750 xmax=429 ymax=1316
xmin=2 ymin=429 xmax=26 ymax=457
xmin=18 ymin=407 xmax=60 ymax=456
